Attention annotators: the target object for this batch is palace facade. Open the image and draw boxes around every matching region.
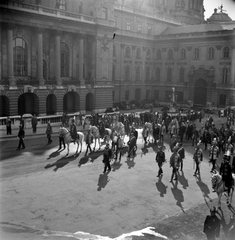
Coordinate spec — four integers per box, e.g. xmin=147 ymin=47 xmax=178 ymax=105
xmin=0 ymin=0 xmax=235 ymax=117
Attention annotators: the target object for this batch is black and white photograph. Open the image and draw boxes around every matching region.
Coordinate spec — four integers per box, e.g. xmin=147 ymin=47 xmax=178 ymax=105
xmin=0 ymin=0 xmax=235 ymax=239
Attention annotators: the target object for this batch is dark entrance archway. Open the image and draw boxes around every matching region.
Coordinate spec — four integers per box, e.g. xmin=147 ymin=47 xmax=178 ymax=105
xmin=135 ymin=88 xmax=141 ymax=102
xmin=18 ymin=93 xmax=39 ymax=116
xmin=46 ymin=94 xmax=57 ymax=115
xmin=86 ymin=93 xmax=94 ymax=112
xmin=63 ymin=92 xmax=80 ymax=113
xmin=0 ymin=95 xmax=10 ymax=117
xmin=194 ymin=79 xmax=207 ymax=106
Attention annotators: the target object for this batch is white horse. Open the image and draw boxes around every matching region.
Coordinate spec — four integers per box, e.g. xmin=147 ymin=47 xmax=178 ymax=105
xmin=61 ymin=128 xmax=84 ymax=155
xmin=144 ymin=122 xmax=153 ymax=143
xmin=211 ymin=171 xmax=235 ymax=208
xmin=111 ymin=121 xmax=125 ymax=143
xmin=89 ymin=125 xmax=101 ymax=151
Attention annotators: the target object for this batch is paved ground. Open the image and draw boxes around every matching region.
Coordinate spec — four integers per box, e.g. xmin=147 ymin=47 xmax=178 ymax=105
xmin=0 ymin=112 xmax=235 ymax=240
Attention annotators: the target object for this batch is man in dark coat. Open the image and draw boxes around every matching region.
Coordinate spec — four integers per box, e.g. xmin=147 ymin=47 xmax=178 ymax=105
xmin=203 ymin=208 xmax=221 ymax=240
xmin=103 ymin=143 xmax=112 ymax=173
xmin=17 ymin=126 xmax=25 ymax=150
xmin=156 ymin=146 xmax=166 ymax=177
xmin=220 ymin=152 xmax=233 ymax=196
xmin=70 ymin=118 xmax=77 ymax=144
xmin=127 ymin=132 xmax=137 ymax=158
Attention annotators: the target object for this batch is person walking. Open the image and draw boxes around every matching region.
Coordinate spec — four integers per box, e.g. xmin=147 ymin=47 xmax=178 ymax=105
xmin=193 ymin=142 xmax=203 ymax=176
xmin=177 ymin=142 xmax=185 ymax=171
xmin=6 ymin=116 xmax=12 ymax=135
xmin=209 ymin=139 xmax=219 ymax=173
xmin=17 ymin=126 xmax=25 ymax=150
xmin=169 ymin=146 xmax=181 ymax=182
xmin=219 ymin=152 xmax=233 ymax=197
xmin=142 ymin=125 xmax=149 ymax=145
xmin=58 ymin=125 xmax=66 ymax=150
xmin=127 ymin=132 xmax=137 ymax=158
xmin=102 ymin=143 xmax=112 ymax=173
xmin=45 ymin=122 xmax=53 ymax=144
xmin=156 ymin=146 xmax=166 ymax=177
xmin=31 ymin=114 xmax=38 ymax=133
xmin=85 ymin=129 xmax=93 ymax=156
xmin=19 ymin=116 xmax=25 ymax=129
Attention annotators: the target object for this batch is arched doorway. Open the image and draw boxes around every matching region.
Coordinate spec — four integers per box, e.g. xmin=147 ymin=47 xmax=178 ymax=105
xmin=135 ymin=88 xmax=141 ymax=102
xmin=194 ymin=79 xmax=207 ymax=106
xmin=86 ymin=93 xmax=94 ymax=112
xmin=63 ymin=92 xmax=80 ymax=113
xmin=46 ymin=94 xmax=57 ymax=115
xmin=0 ymin=95 xmax=10 ymax=117
xmin=18 ymin=93 xmax=39 ymax=116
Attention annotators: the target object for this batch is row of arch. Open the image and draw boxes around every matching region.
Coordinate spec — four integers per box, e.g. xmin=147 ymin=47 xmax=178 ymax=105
xmin=0 ymin=92 xmax=95 ymax=117
xmin=114 ymin=45 xmax=231 ymax=61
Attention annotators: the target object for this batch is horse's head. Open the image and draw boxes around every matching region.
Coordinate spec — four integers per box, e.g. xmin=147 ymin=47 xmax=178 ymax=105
xmin=211 ymin=171 xmax=221 ymax=189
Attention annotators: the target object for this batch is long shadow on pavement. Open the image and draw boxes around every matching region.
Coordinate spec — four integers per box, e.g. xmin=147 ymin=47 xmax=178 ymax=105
xmin=97 ymin=173 xmax=110 ymax=191
xmin=44 ymin=154 xmax=79 ymax=172
xmin=170 ymin=181 xmax=185 ymax=212
xmin=195 ymin=176 xmax=212 ymax=201
xmin=178 ymin=170 xmax=189 ymax=189
xmin=155 ymin=175 xmax=168 ymax=197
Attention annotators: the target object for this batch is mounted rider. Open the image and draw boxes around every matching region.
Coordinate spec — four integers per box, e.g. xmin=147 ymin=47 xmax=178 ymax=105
xmin=70 ymin=118 xmax=77 ymax=144
xmin=219 ymin=151 xmax=233 ymax=196
xmin=98 ymin=119 xmax=105 ymax=138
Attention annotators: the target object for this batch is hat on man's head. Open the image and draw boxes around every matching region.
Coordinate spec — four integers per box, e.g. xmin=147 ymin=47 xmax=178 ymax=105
xmin=223 ymin=150 xmax=231 ymax=161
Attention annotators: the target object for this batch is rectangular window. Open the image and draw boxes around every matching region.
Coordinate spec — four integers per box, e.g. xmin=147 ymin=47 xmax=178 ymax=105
xmin=147 ymin=25 xmax=152 ymax=35
xmin=127 ymin=21 xmax=131 ymax=31
xmin=102 ymin=7 xmax=108 ymax=19
xmin=137 ymin=24 xmax=142 ymax=33
xmin=146 ymin=90 xmax=150 ymax=100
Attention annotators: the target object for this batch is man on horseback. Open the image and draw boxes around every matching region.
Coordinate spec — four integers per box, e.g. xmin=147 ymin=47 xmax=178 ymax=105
xmin=70 ymin=118 xmax=77 ymax=144
xmin=220 ymin=152 xmax=233 ymax=196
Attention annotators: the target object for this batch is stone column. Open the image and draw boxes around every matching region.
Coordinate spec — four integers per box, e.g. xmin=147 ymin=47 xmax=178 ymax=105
xmin=231 ymin=30 xmax=235 ymax=83
xmin=55 ymin=31 xmax=61 ymax=86
xmin=37 ymin=29 xmax=45 ymax=86
xmin=7 ymin=27 xmax=15 ymax=86
xmin=79 ymin=36 xmax=84 ymax=84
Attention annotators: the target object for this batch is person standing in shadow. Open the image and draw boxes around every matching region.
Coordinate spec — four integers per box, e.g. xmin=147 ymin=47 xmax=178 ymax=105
xmin=203 ymin=207 xmax=221 ymax=240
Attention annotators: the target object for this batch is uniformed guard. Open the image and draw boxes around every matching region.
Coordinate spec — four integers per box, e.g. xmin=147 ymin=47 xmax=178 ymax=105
xmin=70 ymin=118 xmax=77 ymax=144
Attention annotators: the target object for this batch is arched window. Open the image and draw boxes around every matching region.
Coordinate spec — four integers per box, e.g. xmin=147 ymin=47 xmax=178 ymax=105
xmin=136 ymin=66 xmax=140 ymax=81
xmin=222 ymin=68 xmax=228 ymax=83
xmin=125 ymin=65 xmax=130 ymax=81
xmin=179 ymin=67 xmax=184 ymax=82
xmin=136 ymin=48 xmax=141 ymax=59
xmin=125 ymin=46 xmax=131 ymax=58
xmin=194 ymin=48 xmax=199 ymax=60
xmin=223 ymin=47 xmax=230 ymax=59
xmin=167 ymin=49 xmax=174 ymax=60
xmin=61 ymin=42 xmax=69 ymax=77
xmin=219 ymin=94 xmax=226 ymax=106
xmin=208 ymin=47 xmax=214 ymax=60
xmin=156 ymin=49 xmax=161 ymax=60
xmin=146 ymin=66 xmax=150 ymax=81
xmin=146 ymin=49 xmax=151 ymax=59
xmin=167 ymin=67 xmax=172 ymax=82
xmin=13 ymin=38 xmax=27 ymax=76
xmin=155 ymin=67 xmax=160 ymax=81
xmin=180 ymin=48 xmax=186 ymax=60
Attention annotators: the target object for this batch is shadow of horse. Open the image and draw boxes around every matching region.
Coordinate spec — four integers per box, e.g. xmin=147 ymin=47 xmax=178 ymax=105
xmin=45 ymin=154 xmax=78 ymax=171
xmin=97 ymin=173 xmax=110 ymax=191
xmin=47 ymin=149 xmax=63 ymax=160
xmin=156 ymin=175 xmax=168 ymax=197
